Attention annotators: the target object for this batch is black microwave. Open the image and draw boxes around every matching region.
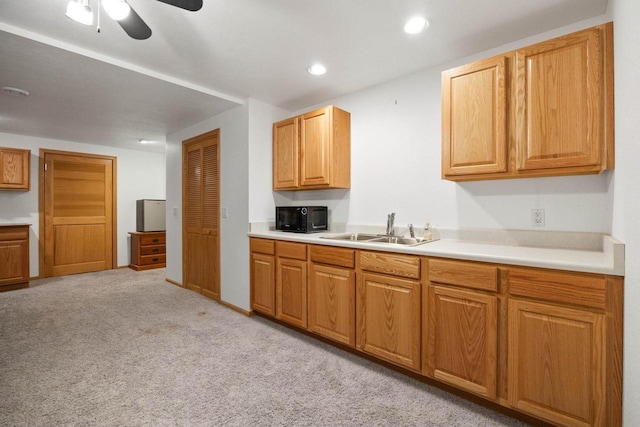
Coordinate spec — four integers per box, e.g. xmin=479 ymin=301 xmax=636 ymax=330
xmin=276 ymin=206 xmax=328 ymax=233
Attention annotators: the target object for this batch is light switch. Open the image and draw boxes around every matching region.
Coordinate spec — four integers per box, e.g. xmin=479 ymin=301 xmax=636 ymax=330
xmin=221 ymin=207 xmax=228 ymax=218
xmin=173 ymin=206 xmax=178 ymax=216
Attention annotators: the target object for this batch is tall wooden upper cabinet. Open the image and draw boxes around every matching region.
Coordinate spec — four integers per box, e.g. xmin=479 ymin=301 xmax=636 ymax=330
xmin=273 ymin=105 xmax=350 ymax=190
xmin=0 ymin=147 xmax=30 ymax=190
xmin=442 ymin=23 xmax=613 ymax=181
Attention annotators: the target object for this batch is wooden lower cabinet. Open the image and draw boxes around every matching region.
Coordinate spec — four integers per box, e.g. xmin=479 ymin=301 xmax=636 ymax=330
xmin=0 ymin=224 xmax=30 ymax=291
xmin=357 ymin=270 xmax=421 ymax=371
xmin=508 ymin=299 xmax=605 ymax=427
xmin=129 ymin=231 xmax=166 ymax=271
xmin=248 ymin=239 xmax=623 ymax=426
xmin=275 ymin=241 xmax=308 ymax=328
xmin=427 ymin=285 xmax=498 ymax=400
xmin=308 ymin=263 xmax=356 ymax=347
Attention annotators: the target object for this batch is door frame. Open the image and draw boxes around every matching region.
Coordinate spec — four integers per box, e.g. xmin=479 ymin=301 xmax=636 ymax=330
xmin=38 ymin=149 xmax=118 ymax=277
xmin=181 ymin=129 xmax=221 ymax=298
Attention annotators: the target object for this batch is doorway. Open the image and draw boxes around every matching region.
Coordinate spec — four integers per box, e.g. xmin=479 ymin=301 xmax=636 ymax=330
xmin=39 ymin=150 xmax=117 ymax=277
xmin=182 ymin=129 xmax=220 ymax=300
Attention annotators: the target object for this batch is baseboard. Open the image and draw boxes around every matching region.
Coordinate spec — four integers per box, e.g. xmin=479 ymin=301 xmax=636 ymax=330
xmin=218 ymin=299 xmax=253 ymax=317
xmin=165 ymin=278 xmax=182 ymax=287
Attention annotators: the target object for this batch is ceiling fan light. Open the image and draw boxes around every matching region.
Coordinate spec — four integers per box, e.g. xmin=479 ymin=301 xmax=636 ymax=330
xmin=103 ymin=0 xmax=131 ymax=21
xmin=66 ymin=0 xmax=94 ymax=25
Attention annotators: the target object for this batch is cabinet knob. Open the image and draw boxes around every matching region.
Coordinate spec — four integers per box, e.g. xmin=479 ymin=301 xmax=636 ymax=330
xmin=152 ymin=238 xmax=159 ymax=243
xmin=152 ymin=258 xmax=159 ymax=262
xmin=153 ymin=248 xmax=159 ymax=253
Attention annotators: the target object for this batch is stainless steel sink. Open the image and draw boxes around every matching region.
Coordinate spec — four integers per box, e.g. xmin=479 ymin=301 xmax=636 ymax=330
xmin=320 ymin=233 xmax=435 ymax=247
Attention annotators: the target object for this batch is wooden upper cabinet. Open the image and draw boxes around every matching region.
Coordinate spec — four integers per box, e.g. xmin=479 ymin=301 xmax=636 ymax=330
xmin=442 ymin=22 xmax=613 ymax=181
xmin=442 ymin=56 xmax=507 ymax=177
xmin=273 ymin=105 xmax=350 ymax=191
xmin=0 ymin=147 xmax=30 ymax=190
xmin=516 ymin=25 xmax=609 ymax=172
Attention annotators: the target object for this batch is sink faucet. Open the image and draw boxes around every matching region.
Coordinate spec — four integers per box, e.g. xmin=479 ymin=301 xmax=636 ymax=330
xmin=386 ymin=212 xmax=395 ymax=236
xmin=408 ymin=224 xmax=415 ymax=238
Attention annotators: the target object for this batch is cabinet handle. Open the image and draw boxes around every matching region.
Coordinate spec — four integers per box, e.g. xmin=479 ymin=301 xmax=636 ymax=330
xmin=152 ymin=248 xmax=159 ymax=253
xmin=152 ymin=238 xmax=159 ymax=243
xmin=152 ymin=258 xmax=159 ymax=262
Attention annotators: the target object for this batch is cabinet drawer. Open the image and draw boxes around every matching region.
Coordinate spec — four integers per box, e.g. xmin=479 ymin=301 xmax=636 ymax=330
xmin=509 ymin=267 xmax=607 ymax=310
xmin=0 ymin=228 xmax=29 ymax=242
xmin=310 ymin=245 xmax=355 ymax=268
xmin=250 ymin=238 xmax=275 ymax=255
xmin=276 ymin=241 xmax=307 ymax=260
xmin=360 ymin=251 xmax=420 ymax=279
xmin=140 ymin=254 xmax=166 ymax=266
xmin=140 ymin=245 xmax=166 ymax=256
xmin=429 ymin=259 xmax=498 ymax=292
xmin=140 ymin=235 xmax=166 ymax=246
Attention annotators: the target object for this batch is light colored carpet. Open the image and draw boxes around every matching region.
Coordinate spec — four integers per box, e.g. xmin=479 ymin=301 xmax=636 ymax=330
xmin=0 ymin=268 xmax=528 ymax=426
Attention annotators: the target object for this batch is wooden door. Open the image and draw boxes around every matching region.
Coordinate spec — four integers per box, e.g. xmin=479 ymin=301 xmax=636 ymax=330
xmin=441 ymin=55 xmax=507 ymax=177
xmin=357 ymin=272 xmax=421 ymax=371
xmin=308 ymin=263 xmax=356 ymax=347
xmin=183 ymin=130 xmax=220 ymax=300
xmin=40 ymin=150 xmax=116 ymax=277
xmin=272 ymin=117 xmax=299 ymax=190
xmin=427 ymin=285 xmax=497 ymax=399
xmin=508 ymin=298 xmax=606 ymax=426
xmin=516 ymin=26 xmax=603 ymax=171
xmin=300 ymin=106 xmax=331 ymax=187
xmin=250 ymin=252 xmax=276 ymax=316
xmin=276 ymin=257 xmax=307 ymax=328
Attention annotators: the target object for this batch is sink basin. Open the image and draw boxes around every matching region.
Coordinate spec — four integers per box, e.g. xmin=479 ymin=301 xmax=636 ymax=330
xmin=320 ymin=233 xmax=381 ymax=242
xmin=320 ymin=233 xmax=436 ymax=247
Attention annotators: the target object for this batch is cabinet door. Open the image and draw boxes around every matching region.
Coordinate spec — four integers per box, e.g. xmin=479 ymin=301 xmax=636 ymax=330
xmin=427 ymin=285 xmax=497 ymax=400
xmin=276 ymin=257 xmax=308 ymax=328
xmin=273 ymin=117 xmax=299 ymax=190
xmin=441 ymin=56 xmax=507 ymax=177
xmin=300 ymin=106 xmax=331 ymax=187
xmin=0 ymin=239 xmax=29 ymax=286
xmin=357 ymin=272 xmax=421 ymax=371
xmin=308 ymin=263 xmax=355 ymax=347
xmin=0 ymin=147 xmax=30 ymax=190
xmin=250 ymin=253 xmax=276 ymax=316
xmin=516 ymin=26 xmax=604 ymax=171
xmin=508 ymin=299 xmax=606 ymax=427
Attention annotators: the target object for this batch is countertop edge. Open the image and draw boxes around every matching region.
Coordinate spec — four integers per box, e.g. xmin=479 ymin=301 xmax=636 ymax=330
xmin=247 ymin=230 xmax=625 ymax=277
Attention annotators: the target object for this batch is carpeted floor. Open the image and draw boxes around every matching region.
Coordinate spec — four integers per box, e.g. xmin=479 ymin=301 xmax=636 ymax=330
xmin=0 ymin=268 xmax=528 ymax=426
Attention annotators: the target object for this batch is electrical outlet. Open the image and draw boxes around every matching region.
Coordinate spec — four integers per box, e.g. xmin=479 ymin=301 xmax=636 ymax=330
xmin=531 ymin=209 xmax=545 ymax=227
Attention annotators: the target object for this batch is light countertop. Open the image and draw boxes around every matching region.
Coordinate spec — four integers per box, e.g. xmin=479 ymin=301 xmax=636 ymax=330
xmin=248 ymin=225 xmax=625 ymax=276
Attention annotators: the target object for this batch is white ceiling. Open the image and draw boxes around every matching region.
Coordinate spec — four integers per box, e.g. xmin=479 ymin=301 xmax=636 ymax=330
xmin=0 ymin=0 xmax=609 ymax=153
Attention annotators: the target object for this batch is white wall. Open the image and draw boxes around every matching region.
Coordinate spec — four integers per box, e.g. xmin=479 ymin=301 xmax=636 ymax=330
xmin=608 ymin=0 xmax=640 ymax=424
xmin=0 ymin=132 xmax=166 ymax=275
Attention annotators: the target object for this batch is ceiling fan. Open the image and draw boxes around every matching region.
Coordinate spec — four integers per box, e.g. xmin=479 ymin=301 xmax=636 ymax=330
xmin=65 ymin=0 xmax=203 ymax=40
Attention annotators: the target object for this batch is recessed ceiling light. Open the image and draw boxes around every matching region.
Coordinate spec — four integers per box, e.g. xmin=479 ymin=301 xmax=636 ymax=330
xmin=139 ymin=139 xmax=156 ymax=144
xmin=404 ymin=16 xmax=429 ymax=34
xmin=307 ymin=64 xmax=327 ymax=76
xmin=1 ymin=86 xmax=30 ymax=97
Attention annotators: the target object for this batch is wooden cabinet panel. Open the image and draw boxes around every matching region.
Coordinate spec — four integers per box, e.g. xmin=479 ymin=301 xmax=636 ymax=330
xmin=0 ymin=147 xmax=30 ymax=190
xmin=250 ymin=252 xmax=276 ymax=316
xmin=276 ymin=257 xmax=308 ymax=328
xmin=276 ymin=240 xmax=307 ymax=261
xmin=0 ymin=224 xmax=30 ymax=291
xmin=273 ymin=105 xmax=350 ymax=190
xmin=309 ymin=245 xmax=355 ymax=268
xmin=428 ymin=259 xmax=498 ymax=292
xmin=360 ymin=251 xmax=420 ymax=279
xmin=427 ymin=285 xmax=497 ymax=399
xmin=516 ymin=26 xmax=603 ymax=171
xmin=357 ymin=272 xmax=421 ymax=371
xmin=250 ymin=237 xmax=275 ymax=255
xmin=508 ymin=298 xmax=606 ymax=427
xmin=442 ymin=56 xmax=507 ymax=177
xmin=273 ymin=117 xmax=299 ymax=190
xmin=308 ymin=263 xmax=355 ymax=347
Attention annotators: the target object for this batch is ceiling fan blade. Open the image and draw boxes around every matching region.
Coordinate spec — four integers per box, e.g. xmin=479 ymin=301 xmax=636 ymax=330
xmin=155 ymin=0 xmax=203 ymax=12
xmin=117 ymin=3 xmax=152 ymax=40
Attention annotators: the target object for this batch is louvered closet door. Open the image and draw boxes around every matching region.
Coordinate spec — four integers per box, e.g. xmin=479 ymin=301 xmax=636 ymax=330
xmin=183 ymin=129 xmax=220 ymax=300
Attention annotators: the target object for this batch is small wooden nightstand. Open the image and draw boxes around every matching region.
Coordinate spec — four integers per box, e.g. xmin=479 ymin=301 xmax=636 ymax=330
xmin=129 ymin=231 xmax=166 ymax=271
